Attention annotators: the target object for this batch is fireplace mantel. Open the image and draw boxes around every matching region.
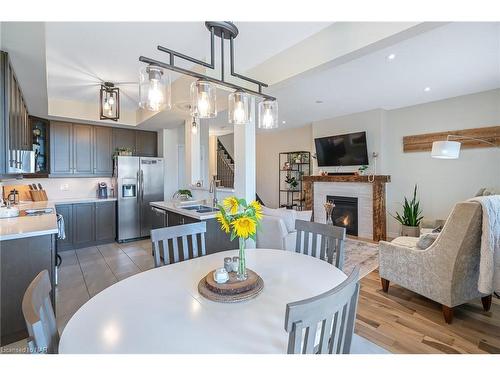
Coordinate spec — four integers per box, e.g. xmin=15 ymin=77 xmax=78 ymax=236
xmin=303 ymin=175 xmax=391 ymax=241
xmin=303 ymin=175 xmax=391 ymax=183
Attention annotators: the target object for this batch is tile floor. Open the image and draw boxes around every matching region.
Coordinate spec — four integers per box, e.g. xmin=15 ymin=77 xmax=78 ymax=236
xmin=56 ymin=239 xmax=155 ymax=332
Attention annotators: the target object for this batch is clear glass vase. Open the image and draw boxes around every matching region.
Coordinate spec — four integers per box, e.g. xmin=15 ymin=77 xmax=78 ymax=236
xmin=237 ymin=237 xmax=248 ymax=281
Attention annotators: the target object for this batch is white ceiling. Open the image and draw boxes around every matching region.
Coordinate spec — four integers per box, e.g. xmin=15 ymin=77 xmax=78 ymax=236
xmin=270 ymin=22 xmax=500 ymax=130
xmin=44 ymin=22 xmax=331 ymax=114
xmin=2 ymin=22 xmax=499 ymax=133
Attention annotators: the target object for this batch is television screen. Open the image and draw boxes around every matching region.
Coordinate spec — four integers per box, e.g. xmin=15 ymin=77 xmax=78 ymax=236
xmin=314 ymin=131 xmax=369 ymax=167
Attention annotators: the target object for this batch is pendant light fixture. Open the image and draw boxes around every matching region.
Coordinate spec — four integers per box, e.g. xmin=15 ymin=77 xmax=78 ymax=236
xmin=139 ymin=66 xmax=171 ymax=111
xmin=191 ymin=117 xmax=198 ymax=134
xmin=139 ymin=21 xmax=278 ymax=128
xmin=258 ymin=99 xmax=278 ymax=129
xmin=190 ymin=80 xmax=216 ymax=118
xmin=228 ymin=90 xmax=250 ymax=124
xmin=99 ymin=82 xmax=120 ymax=121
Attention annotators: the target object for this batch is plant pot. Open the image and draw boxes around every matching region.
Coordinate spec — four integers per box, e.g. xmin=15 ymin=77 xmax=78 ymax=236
xmin=401 ymin=225 xmax=420 ymax=237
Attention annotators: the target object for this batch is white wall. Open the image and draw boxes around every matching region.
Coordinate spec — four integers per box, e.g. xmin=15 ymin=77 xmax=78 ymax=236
xmin=256 ymin=89 xmax=500 ymax=237
xmin=311 ymin=109 xmax=386 ymax=175
xmin=384 ymin=89 xmax=500 ymax=236
xmin=256 ymin=125 xmax=312 ymax=208
xmin=2 ymin=177 xmax=113 ymax=200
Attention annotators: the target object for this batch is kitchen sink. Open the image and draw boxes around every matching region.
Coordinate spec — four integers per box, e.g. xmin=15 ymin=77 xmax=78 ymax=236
xmin=181 ymin=205 xmax=219 ymax=213
xmin=196 ymin=207 xmax=219 ymax=213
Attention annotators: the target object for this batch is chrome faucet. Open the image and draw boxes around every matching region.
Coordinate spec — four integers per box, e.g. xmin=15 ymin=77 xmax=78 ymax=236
xmin=209 ymin=176 xmax=221 ymax=207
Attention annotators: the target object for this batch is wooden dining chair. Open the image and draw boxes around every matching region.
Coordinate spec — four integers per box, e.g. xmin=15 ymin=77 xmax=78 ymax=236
xmin=284 ymin=266 xmax=360 ymax=354
xmin=22 ymin=270 xmax=59 ymax=354
xmin=151 ymin=222 xmax=207 ymax=267
xmin=295 ymin=219 xmax=347 ymax=270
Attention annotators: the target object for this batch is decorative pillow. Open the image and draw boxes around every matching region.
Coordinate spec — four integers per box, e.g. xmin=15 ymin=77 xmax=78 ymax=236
xmin=261 ymin=206 xmax=297 ymax=233
xmin=416 ymin=232 xmax=439 ymax=250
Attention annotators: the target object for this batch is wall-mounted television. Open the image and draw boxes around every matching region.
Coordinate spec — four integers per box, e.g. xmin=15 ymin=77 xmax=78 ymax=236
xmin=314 ymin=131 xmax=369 ymax=167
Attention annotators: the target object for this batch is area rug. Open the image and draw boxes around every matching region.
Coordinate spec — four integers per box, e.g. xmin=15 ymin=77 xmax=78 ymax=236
xmin=342 ymin=238 xmax=379 ymax=279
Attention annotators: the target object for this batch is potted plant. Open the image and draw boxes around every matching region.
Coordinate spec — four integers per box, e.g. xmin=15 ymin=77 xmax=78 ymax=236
xmin=392 ymin=184 xmax=423 ymax=237
xmin=357 ymin=165 xmax=369 ymax=176
xmin=285 ymin=175 xmax=298 ymax=190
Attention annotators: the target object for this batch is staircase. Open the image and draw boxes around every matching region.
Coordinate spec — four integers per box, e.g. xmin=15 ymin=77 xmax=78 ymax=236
xmin=217 ymin=139 xmax=234 ymax=188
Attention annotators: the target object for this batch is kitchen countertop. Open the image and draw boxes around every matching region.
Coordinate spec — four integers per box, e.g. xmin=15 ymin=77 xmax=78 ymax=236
xmin=0 ymin=197 xmax=117 ymax=241
xmin=0 ymin=201 xmax=58 ymax=241
xmin=53 ymin=197 xmax=117 ymax=205
xmin=150 ymin=200 xmax=219 ymax=220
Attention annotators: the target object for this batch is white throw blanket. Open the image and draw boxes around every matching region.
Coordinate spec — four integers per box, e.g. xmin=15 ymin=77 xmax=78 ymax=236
xmin=469 ymin=195 xmax=500 ymax=294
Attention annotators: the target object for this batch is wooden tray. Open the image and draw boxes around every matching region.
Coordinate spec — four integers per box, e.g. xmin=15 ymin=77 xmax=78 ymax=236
xmin=198 ymin=269 xmax=264 ymax=303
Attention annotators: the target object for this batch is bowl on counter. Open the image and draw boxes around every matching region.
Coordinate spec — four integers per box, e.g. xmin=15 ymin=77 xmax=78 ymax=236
xmin=0 ymin=206 xmax=20 ymax=218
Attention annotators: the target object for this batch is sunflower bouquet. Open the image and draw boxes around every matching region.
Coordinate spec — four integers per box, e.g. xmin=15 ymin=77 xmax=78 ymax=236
xmin=215 ymin=197 xmax=263 ymax=280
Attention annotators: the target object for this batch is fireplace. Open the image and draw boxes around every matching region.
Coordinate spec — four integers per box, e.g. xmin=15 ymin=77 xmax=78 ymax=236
xmin=326 ymin=195 xmax=358 ymax=236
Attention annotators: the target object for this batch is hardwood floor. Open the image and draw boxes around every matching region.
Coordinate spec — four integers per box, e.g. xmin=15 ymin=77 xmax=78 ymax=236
xmin=356 ymin=269 xmax=500 ymax=354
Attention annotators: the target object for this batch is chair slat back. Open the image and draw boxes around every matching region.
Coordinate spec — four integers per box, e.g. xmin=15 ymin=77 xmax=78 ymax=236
xmin=294 ymin=219 xmax=346 ymax=269
xmin=285 ymin=266 xmax=360 ymax=354
xmin=151 ymin=222 xmax=207 ymax=267
xmin=22 ymin=270 xmax=59 ymax=354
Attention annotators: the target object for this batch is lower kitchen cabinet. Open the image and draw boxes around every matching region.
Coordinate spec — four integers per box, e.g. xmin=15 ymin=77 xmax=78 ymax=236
xmin=95 ymin=201 xmax=116 ymax=241
xmin=0 ymin=234 xmax=56 ymax=346
xmin=56 ymin=201 xmax=116 ymax=251
xmin=73 ymin=203 xmax=95 ymax=246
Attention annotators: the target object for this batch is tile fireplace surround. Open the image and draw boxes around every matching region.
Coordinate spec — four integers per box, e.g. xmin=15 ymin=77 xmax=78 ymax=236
xmin=303 ymin=175 xmax=391 ymax=241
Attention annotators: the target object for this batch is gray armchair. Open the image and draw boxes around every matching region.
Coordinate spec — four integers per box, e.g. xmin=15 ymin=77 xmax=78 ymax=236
xmin=379 ymin=201 xmax=492 ymax=323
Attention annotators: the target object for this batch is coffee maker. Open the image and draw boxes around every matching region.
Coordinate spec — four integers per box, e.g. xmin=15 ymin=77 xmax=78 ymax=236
xmin=97 ymin=182 xmax=108 ymax=199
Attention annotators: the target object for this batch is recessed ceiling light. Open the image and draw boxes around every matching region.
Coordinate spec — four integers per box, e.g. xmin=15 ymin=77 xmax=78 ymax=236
xmin=386 ymin=53 xmax=396 ymax=61
xmin=424 ymin=87 xmax=431 ymax=92
xmin=315 ymin=100 xmax=323 ymax=104
xmin=282 ymin=120 xmax=286 ymax=124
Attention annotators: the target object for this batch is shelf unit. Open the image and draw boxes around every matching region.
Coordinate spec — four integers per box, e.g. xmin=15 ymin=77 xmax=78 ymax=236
xmin=279 ymin=151 xmax=311 ymax=210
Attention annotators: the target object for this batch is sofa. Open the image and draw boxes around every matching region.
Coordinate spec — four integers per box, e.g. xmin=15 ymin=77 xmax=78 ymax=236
xmin=256 ymin=207 xmax=312 ymax=251
xmin=379 ymin=201 xmax=492 ymax=323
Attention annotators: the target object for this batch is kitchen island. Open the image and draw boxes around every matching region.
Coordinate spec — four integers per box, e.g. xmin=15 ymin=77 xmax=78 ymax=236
xmin=150 ymin=201 xmax=238 ymax=255
xmin=0 ymin=201 xmax=58 ymax=346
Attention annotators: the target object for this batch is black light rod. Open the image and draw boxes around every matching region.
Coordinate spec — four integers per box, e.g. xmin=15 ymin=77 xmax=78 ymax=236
xmin=157 ymin=45 xmax=214 ymax=69
xmin=139 ymin=55 xmax=276 ymax=101
xmin=229 ymin=36 xmax=268 ymax=88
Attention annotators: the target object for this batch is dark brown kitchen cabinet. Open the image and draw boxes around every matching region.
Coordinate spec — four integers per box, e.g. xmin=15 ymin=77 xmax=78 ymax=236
xmin=56 ymin=204 xmax=73 ymax=251
xmin=56 ymin=201 xmax=116 ymax=250
xmin=73 ymin=203 xmax=95 ymax=247
xmin=73 ymin=124 xmax=94 ymax=175
xmin=113 ymin=128 xmax=136 ymax=154
xmin=95 ymin=201 xmax=116 ymax=241
xmin=93 ymin=126 xmax=113 ymax=175
xmin=136 ymin=130 xmax=158 ymax=157
xmin=1 ymin=234 xmax=56 ymax=346
xmin=1 ymin=51 xmax=31 ymax=174
xmin=50 ymin=121 xmax=73 ymax=175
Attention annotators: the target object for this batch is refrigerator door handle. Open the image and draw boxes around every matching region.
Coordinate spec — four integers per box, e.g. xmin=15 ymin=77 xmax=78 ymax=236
xmin=137 ymin=171 xmax=141 ymax=204
xmin=141 ymin=169 xmax=144 ymax=202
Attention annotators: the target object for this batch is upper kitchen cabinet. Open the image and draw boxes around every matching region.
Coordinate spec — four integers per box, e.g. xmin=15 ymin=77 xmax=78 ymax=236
xmin=93 ymin=126 xmax=113 ymax=175
xmin=73 ymin=124 xmax=94 ymax=175
xmin=0 ymin=51 xmax=31 ymax=175
xmin=136 ymin=131 xmax=158 ymax=157
xmin=112 ymin=128 xmax=137 ymax=154
xmin=50 ymin=121 xmax=73 ymax=175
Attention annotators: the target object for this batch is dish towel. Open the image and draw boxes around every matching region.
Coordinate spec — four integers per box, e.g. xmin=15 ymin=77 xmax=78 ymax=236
xmin=469 ymin=195 xmax=500 ymax=294
xmin=56 ymin=213 xmax=66 ymax=240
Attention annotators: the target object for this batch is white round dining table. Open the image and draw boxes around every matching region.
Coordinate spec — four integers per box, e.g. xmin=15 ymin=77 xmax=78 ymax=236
xmin=59 ymin=248 xmax=347 ymax=354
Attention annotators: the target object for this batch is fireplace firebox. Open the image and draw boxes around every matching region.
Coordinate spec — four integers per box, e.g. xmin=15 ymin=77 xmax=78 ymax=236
xmin=326 ymin=195 xmax=358 ymax=236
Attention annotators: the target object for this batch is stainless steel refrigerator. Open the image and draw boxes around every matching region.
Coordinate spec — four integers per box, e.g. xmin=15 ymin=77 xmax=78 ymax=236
xmin=116 ymin=156 xmax=164 ymax=241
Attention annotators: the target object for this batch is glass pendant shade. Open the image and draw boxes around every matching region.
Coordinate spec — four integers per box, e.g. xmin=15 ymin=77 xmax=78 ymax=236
xmin=139 ymin=66 xmax=171 ymax=112
xmin=190 ymin=80 xmax=216 ymax=118
xmin=228 ymin=90 xmax=250 ymax=124
xmin=99 ymin=83 xmax=120 ymax=121
xmin=258 ymin=99 xmax=278 ymax=129
xmin=431 ymin=141 xmax=461 ymax=159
